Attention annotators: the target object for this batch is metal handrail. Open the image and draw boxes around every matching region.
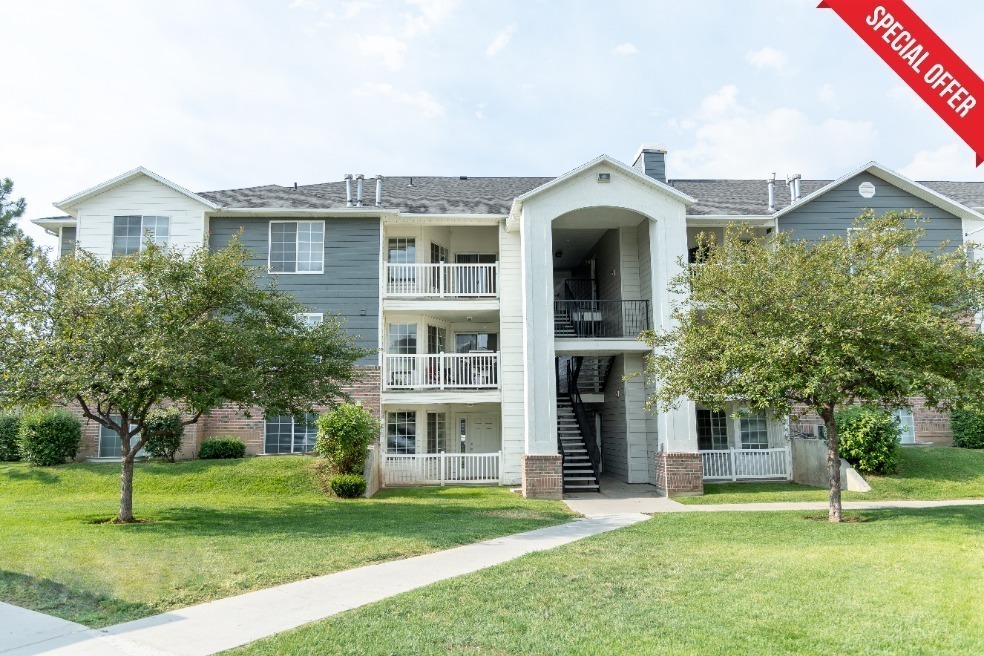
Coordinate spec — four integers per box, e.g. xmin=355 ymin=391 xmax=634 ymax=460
xmin=554 ymin=299 xmax=651 ymax=337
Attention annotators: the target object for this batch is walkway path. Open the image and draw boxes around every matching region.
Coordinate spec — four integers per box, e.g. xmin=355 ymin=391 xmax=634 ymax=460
xmin=1 ymin=513 xmax=647 ymax=656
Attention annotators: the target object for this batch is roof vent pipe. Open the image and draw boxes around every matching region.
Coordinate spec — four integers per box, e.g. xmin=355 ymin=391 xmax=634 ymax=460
xmin=767 ymin=173 xmax=776 ymax=213
xmin=792 ymin=174 xmax=802 ymax=203
xmin=375 ymin=175 xmax=382 ymax=207
xmin=344 ymin=174 xmax=353 ymax=207
xmin=355 ymin=174 xmax=364 ymax=207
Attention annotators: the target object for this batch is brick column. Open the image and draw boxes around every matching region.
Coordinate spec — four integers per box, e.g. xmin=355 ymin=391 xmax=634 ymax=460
xmin=654 ymin=450 xmax=703 ymax=497
xmin=521 ymin=454 xmax=563 ymax=500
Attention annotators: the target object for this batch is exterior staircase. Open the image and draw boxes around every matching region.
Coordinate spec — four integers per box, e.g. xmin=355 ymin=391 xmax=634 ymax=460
xmin=554 ymin=310 xmax=577 ymax=337
xmin=557 ymin=394 xmax=600 ymax=492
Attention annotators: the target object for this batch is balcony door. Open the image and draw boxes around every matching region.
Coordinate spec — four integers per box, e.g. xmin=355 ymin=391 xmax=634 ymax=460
xmin=454 ymin=253 xmax=496 ymax=294
xmin=459 ymin=414 xmax=499 ymax=454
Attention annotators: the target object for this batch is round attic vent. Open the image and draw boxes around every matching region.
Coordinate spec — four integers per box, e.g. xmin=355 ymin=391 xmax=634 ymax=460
xmin=859 ymin=181 xmax=876 ymax=199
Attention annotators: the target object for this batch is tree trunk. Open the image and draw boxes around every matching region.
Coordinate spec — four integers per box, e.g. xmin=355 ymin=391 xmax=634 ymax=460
xmin=821 ymin=409 xmax=843 ymax=523
xmin=118 ymin=453 xmax=136 ymax=523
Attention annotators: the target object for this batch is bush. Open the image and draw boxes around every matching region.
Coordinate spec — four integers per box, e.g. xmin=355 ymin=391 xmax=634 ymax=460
xmin=144 ymin=408 xmax=185 ymax=462
xmin=951 ymin=410 xmax=984 ymax=449
xmin=0 ymin=412 xmax=21 ymax=461
xmin=328 ymin=473 xmax=367 ymax=498
xmin=835 ymin=406 xmax=902 ymax=475
xmin=17 ymin=409 xmax=82 ymax=466
xmin=198 ymin=436 xmax=246 ymax=459
xmin=314 ymin=404 xmax=380 ymax=475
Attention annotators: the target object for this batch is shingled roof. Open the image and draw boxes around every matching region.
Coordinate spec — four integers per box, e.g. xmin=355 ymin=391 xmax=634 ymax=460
xmin=198 ymin=176 xmax=984 ymax=217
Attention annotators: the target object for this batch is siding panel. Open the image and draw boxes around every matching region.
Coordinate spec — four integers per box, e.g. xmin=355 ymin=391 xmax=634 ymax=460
xmin=209 ymin=217 xmax=380 ymax=364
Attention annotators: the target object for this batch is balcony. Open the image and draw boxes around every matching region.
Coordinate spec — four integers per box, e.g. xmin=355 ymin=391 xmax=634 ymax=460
xmin=554 ymin=300 xmax=651 ymax=338
xmin=383 ymin=352 xmax=500 ymax=391
xmin=385 ymin=263 xmax=498 ymax=298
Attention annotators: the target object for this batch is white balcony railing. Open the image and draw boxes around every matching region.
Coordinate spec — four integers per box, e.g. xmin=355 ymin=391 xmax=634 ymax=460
xmin=699 ymin=446 xmax=792 ymax=481
xmin=385 ymin=262 xmax=498 ymax=298
xmin=381 ymin=451 xmax=502 ymax=486
xmin=384 ymin=352 xmax=500 ymax=390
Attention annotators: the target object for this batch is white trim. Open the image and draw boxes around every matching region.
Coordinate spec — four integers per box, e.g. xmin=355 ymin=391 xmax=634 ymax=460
xmin=267 ymin=219 xmax=325 ymax=274
xmin=210 ymin=207 xmax=398 ymax=218
xmin=772 ymin=161 xmax=984 ymax=223
xmin=55 ymin=167 xmax=219 ymax=214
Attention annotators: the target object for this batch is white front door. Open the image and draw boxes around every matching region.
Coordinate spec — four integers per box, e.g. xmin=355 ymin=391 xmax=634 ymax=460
xmin=459 ymin=414 xmax=499 ymax=453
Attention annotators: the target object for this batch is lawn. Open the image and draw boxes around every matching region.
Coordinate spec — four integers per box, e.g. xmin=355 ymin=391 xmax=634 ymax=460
xmin=231 ymin=508 xmax=984 ymax=656
xmin=0 ymin=457 xmax=574 ymax=627
xmin=678 ymin=446 xmax=984 ymax=505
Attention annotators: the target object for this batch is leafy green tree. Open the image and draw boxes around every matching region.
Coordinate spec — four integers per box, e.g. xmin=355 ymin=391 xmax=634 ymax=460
xmin=0 ymin=239 xmax=369 ymax=522
xmin=0 ymin=178 xmax=31 ymax=249
xmin=645 ymin=211 xmax=984 ymax=521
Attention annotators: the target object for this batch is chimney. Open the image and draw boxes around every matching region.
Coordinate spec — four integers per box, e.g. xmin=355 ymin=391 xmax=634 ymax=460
xmin=767 ymin=173 xmax=776 ymax=213
xmin=355 ymin=174 xmax=364 ymax=207
xmin=344 ymin=174 xmax=353 ymax=207
xmin=375 ymin=175 xmax=382 ymax=208
xmin=632 ymin=144 xmax=668 ymax=183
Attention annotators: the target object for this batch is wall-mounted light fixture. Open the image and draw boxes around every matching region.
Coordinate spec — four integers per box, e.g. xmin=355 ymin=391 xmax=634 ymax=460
xmin=555 ymin=250 xmax=563 ymax=258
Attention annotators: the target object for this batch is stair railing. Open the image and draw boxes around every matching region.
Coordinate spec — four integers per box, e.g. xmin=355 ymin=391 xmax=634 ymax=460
xmin=566 ymin=357 xmax=602 ymax=481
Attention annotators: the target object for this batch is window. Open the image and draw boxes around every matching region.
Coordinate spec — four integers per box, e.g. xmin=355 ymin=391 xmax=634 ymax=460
xmin=426 ymin=412 xmax=447 ymax=453
xmin=264 ymin=414 xmax=318 ymax=454
xmin=739 ymin=412 xmax=769 ymax=450
xmin=113 ymin=215 xmax=169 ymax=256
xmin=269 ymin=221 xmax=324 ymax=273
xmin=430 ymin=242 xmax=449 ymax=264
xmin=696 ymin=409 xmax=728 ymax=450
xmin=389 ymin=324 xmax=417 ymax=354
xmin=387 ymin=412 xmax=416 ymax=454
xmin=455 ymin=333 xmax=497 ymax=353
xmin=388 ymin=238 xmax=416 ymax=264
xmin=297 ymin=313 xmax=323 ymax=328
xmin=99 ymin=420 xmax=147 ymax=458
xmin=427 ymin=325 xmax=446 ymax=354
xmin=454 ymin=253 xmax=497 ymax=264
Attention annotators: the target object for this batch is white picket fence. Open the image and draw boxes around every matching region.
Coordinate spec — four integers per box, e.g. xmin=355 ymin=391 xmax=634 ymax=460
xmin=384 ymin=353 xmax=499 ymax=390
xmin=699 ymin=446 xmax=792 ymax=481
xmin=385 ymin=263 xmax=499 ymax=297
xmin=381 ymin=451 xmax=502 ymax=486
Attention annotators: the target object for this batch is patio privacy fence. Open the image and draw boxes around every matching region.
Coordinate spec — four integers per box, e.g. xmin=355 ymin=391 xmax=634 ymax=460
xmin=381 ymin=451 xmax=502 ymax=486
xmin=698 ymin=446 xmax=792 ymax=481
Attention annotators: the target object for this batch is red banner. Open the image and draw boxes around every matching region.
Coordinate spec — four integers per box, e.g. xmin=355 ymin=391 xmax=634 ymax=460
xmin=820 ymin=0 xmax=984 ymax=166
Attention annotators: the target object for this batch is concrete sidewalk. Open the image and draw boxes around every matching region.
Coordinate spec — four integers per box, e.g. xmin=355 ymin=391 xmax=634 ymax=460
xmin=0 ymin=604 xmax=88 ymax=656
xmin=677 ymin=499 xmax=984 ymax=512
xmin=1 ymin=513 xmax=648 ymax=656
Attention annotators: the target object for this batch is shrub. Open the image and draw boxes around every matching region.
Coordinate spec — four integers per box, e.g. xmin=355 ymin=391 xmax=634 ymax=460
xmin=328 ymin=473 xmax=367 ymax=498
xmin=0 ymin=412 xmax=21 ymax=461
xmin=143 ymin=408 xmax=185 ymax=462
xmin=198 ymin=436 xmax=246 ymax=459
xmin=17 ymin=409 xmax=82 ymax=466
xmin=314 ymin=404 xmax=380 ymax=475
xmin=835 ymin=405 xmax=902 ymax=475
xmin=951 ymin=410 xmax=984 ymax=449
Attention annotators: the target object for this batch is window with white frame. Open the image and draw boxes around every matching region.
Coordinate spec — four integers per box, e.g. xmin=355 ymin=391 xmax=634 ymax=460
xmin=426 ymin=412 xmax=447 ymax=453
xmin=99 ymin=419 xmax=147 ymax=458
xmin=264 ymin=413 xmax=318 ymax=454
xmin=269 ymin=221 xmax=325 ymax=273
xmin=297 ymin=313 xmax=323 ymax=328
xmin=112 ymin=215 xmax=169 ymax=257
xmin=387 ymin=411 xmax=417 ymax=454
xmin=739 ymin=412 xmax=769 ymax=450
xmin=388 ymin=324 xmax=417 ymax=354
xmin=696 ymin=409 xmax=728 ymax=450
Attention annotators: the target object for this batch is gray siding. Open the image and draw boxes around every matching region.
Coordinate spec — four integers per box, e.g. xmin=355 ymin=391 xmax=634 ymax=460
xmin=778 ymin=173 xmax=964 ymax=251
xmin=209 ymin=217 xmax=380 ymax=364
xmin=595 ymin=229 xmax=621 ymax=300
xmin=601 ymin=355 xmax=628 ymax=482
xmin=60 ymin=227 xmax=76 ymax=258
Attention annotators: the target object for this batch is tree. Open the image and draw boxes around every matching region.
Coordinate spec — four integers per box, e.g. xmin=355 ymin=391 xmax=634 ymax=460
xmin=0 ymin=238 xmax=369 ymax=522
xmin=644 ymin=211 xmax=984 ymax=521
xmin=0 ymin=178 xmax=31 ymax=249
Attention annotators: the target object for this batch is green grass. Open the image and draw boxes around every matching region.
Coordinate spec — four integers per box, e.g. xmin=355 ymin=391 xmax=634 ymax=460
xmin=0 ymin=457 xmax=574 ymax=627
xmin=231 ymin=508 xmax=984 ymax=656
xmin=678 ymin=446 xmax=984 ymax=505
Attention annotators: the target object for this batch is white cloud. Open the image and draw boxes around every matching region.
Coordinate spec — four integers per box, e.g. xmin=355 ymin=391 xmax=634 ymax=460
xmin=486 ymin=24 xmax=517 ymax=58
xmin=403 ymin=0 xmax=458 ymax=37
xmin=358 ymin=34 xmax=408 ymax=70
xmin=818 ymin=83 xmax=836 ymax=107
xmin=612 ymin=43 xmax=638 ymax=56
xmin=669 ymin=86 xmax=879 ymax=178
xmin=746 ymin=47 xmax=794 ymax=76
xmin=901 ymin=143 xmax=984 ymax=181
xmin=288 ymin=0 xmax=318 ymax=9
xmin=475 ymin=102 xmax=487 ymax=120
xmin=354 ymin=83 xmax=445 ymax=118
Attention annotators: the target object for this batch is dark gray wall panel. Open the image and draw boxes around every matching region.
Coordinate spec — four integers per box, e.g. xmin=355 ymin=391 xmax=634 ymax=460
xmin=209 ymin=217 xmax=380 ymax=364
xmin=778 ymin=173 xmax=964 ymax=252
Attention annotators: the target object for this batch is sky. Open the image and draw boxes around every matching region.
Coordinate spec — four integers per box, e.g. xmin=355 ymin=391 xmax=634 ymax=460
xmin=3 ymin=0 xmax=984 ymax=248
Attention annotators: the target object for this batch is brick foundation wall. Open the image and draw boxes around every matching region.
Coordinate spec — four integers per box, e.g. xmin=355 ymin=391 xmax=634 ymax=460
xmin=68 ymin=365 xmax=382 ymax=460
xmin=654 ymin=450 xmax=703 ymax=497
xmin=521 ymin=454 xmax=563 ymax=500
xmin=789 ymin=396 xmax=953 ymax=445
